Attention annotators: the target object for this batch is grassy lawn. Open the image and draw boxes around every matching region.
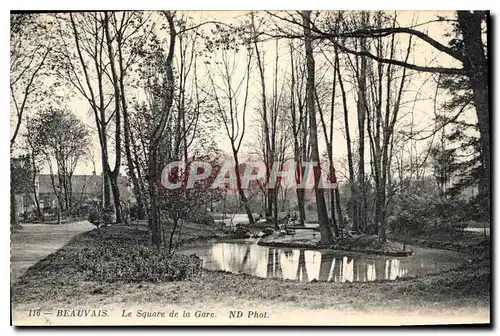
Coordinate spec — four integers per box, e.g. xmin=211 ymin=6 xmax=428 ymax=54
xmin=11 ymin=222 xmax=490 ymax=316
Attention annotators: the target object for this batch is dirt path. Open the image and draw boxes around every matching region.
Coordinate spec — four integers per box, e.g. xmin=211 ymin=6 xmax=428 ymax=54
xmin=10 ymin=221 xmax=95 ymax=284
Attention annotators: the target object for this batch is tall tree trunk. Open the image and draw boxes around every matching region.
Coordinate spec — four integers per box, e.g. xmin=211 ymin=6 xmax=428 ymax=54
xmin=103 ymin=162 xmax=121 ymax=224
xmin=148 ymin=11 xmax=176 ymax=246
xmin=68 ymin=175 xmax=73 ymax=217
xmin=149 ymin=149 xmax=163 ymax=246
xmin=329 ymin=188 xmax=337 ymax=229
xmin=331 ymin=168 xmax=344 ymax=237
xmin=233 ymin=150 xmax=254 ymax=223
xmin=457 ymin=11 xmax=490 ymax=217
xmin=30 ymin=155 xmax=42 ymax=221
xmin=291 ymin=46 xmax=309 ymax=226
xmin=289 ymin=44 xmax=306 ymax=227
xmin=104 ymin=12 xmax=122 ymax=223
xmin=110 ymin=177 xmax=122 ymax=224
xmin=267 ymin=190 xmax=273 ymax=219
xmin=101 ymin=144 xmax=111 ymax=209
xmin=303 ymin=10 xmax=334 ymax=246
xmin=132 ymin=142 xmax=148 ymax=219
xmin=47 ymin=160 xmax=62 ymax=224
xmin=273 ymin=187 xmax=279 ymax=229
xmin=336 ymin=51 xmax=357 ymax=231
xmin=296 ymin=185 xmax=306 ymax=226
xmin=125 ymin=125 xmax=147 ymax=220
xmin=10 ymin=181 xmax=18 ymax=228
xmin=316 ymin=74 xmax=341 ymax=237
xmin=116 ymin=27 xmax=147 ymax=221
xmin=252 ymin=13 xmax=272 ymax=219
xmin=168 ymin=217 xmax=179 ymax=253
xmin=356 ymin=20 xmax=368 ymax=233
xmin=334 ymin=188 xmax=344 ymax=234
xmin=300 ymin=89 xmax=310 ymax=225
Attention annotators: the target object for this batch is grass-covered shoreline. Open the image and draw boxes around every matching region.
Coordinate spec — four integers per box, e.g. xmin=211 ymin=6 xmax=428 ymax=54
xmin=11 ymin=223 xmax=490 ymax=313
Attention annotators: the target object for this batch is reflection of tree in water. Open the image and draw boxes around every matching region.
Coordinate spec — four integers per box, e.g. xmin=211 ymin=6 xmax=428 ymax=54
xmin=348 ymin=258 xmax=359 ymax=281
xmin=266 ymin=248 xmax=283 ymax=279
xmin=386 ymin=259 xmax=407 ymax=279
xmin=353 ymin=258 xmax=373 ymax=282
xmin=375 ymin=258 xmax=386 ymax=280
xmin=318 ymin=252 xmax=334 ymax=281
xmin=295 ymin=250 xmax=309 ymax=282
xmin=275 ymin=250 xmax=399 ymax=282
xmin=341 ymin=257 xmax=352 ymax=282
xmin=208 ymin=243 xmax=410 ymax=282
xmin=239 ymin=245 xmax=251 ymax=273
xmin=331 ymin=257 xmax=343 ymax=282
xmin=279 ymin=249 xmax=300 ymax=280
xmin=374 ymin=258 xmax=407 ymax=280
xmin=318 ymin=256 xmax=409 ymax=282
xmin=211 ymin=243 xmax=266 ymax=276
xmin=386 ymin=259 xmax=393 ymax=279
xmin=326 ymin=256 xmax=372 ymax=282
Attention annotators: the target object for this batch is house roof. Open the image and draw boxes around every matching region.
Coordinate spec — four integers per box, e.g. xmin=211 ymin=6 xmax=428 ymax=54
xmin=38 ymin=174 xmax=134 ymax=201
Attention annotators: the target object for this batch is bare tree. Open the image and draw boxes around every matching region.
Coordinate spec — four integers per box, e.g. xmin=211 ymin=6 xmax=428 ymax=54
xmin=10 ymin=14 xmax=53 ymax=148
xmin=205 ymin=43 xmax=255 ymax=224
xmin=23 ymin=120 xmax=43 ymax=221
xmin=52 ymin=13 xmax=122 ymax=220
xmin=273 ymin=10 xmax=490 ymax=216
xmin=288 ymin=41 xmax=309 ymax=227
xmin=315 ymin=54 xmax=342 ymax=237
xmin=10 ymin=14 xmax=53 ymax=228
xmin=335 ymin=46 xmax=358 ymax=232
xmin=146 ymin=11 xmax=177 ymax=247
xmin=302 ymin=10 xmax=334 ymax=245
xmin=29 ymin=107 xmax=91 ymax=218
xmin=362 ymin=13 xmax=413 ymax=241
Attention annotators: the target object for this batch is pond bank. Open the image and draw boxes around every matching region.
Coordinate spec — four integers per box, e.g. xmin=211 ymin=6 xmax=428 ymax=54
xmin=11 ymin=224 xmax=490 ymax=321
xmin=179 ymin=241 xmax=467 ymax=283
xmin=258 ymin=229 xmax=414 ymax=256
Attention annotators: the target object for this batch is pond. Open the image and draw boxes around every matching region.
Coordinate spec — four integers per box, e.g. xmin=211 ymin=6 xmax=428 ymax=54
xmin=179 ymin=242 xmax=467 ymax=283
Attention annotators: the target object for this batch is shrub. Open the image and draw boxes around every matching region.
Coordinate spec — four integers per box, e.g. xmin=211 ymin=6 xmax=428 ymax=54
xmin=87 ymin=207 xmax=101 ymax=225
xmin=74 ymin=245 xmax=202 ymax=283
xmin=390 ymin=192 xmax=470 ymax=237
xmin=192 ymin=212 xmax=215 ymax=225
xmin=230 ymin=227 xmax=251 ymax=239
xmin=26 ymin=230 xmax=202 ymax=284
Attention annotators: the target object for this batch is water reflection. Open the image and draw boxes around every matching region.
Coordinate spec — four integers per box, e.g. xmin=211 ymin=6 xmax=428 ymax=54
xmin=181 ymin=242 xmax=464 ymax=283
